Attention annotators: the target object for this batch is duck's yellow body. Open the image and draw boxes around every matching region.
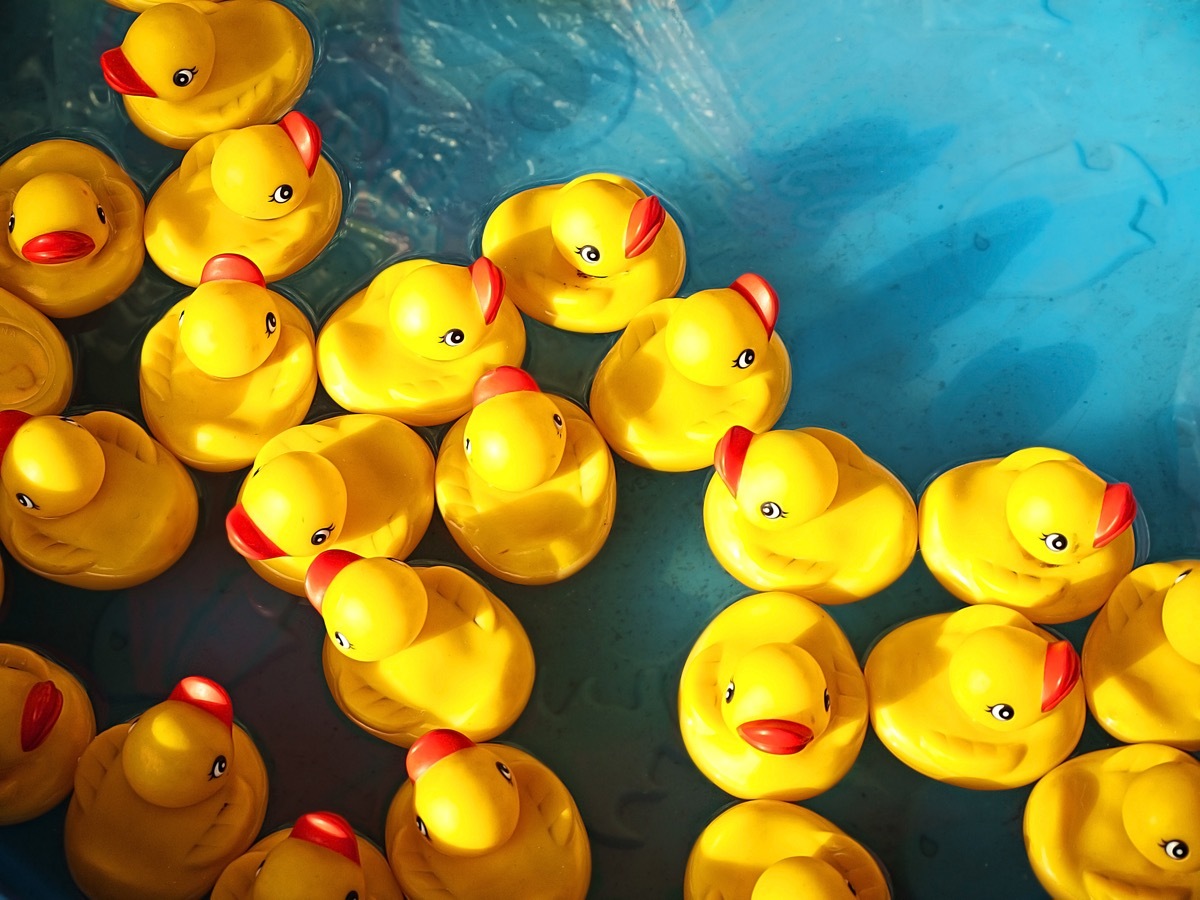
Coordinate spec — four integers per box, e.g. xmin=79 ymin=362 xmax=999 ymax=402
xmin=0 ymin=286 xmax=72 ymax=415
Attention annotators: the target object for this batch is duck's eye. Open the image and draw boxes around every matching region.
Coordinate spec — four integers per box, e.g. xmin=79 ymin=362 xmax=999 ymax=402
xmin=824 ymin=688 xmax=830 ymax=712
xmin=553 ymin=413 xmax=563 ymax=428
xmin=255 ymin=860 xmax=264 ymax=877
xmin=1162 ymin=839 xmax=1189 ymax=860
xmin=310 ymin=524 xmax=334 ymax=546
xmin=209 ymin=755 xmax=227 ymax=779
xmin=128 ymin=716 xmax=140 ymax=732
xmin=847 ymin=881 xmax=857 ymax=896
xmin=15 ymin=492 xmax=38 ymax=509
xmin=1042 ymin=532 xmax=1069 ymax=553
xmin=464 ymin=437 xmax=471 ymax=454
xmin=574 ymin=244 xmax=601 ymax=264
xmin=6 ymin=213 xmax=12 ymax=233
xmin=733 ymin=348 xmax=756 ymax=369
xmin=1175 ymin=569 xmax=1193 ymax=585
xmin=987 ymin=703 xmax=1015 ymax=721
xmin=60 ymin=416 xmax=78 ymax=425
xmin=333 ymin=631 xmax=350 ymax=649
xmin=96 ymin=205 xmax=106 ymax=225
xmin=345 ymin=893 xmax=359 ymax=900
xmin=178 ymin=309 xmax=185 ymax=325
xmin=264 ymin=311 xmax=277 ymax=337
xmin=415 ymin=815 xmax=429 ymax=840
xmin=724 ymin=680 xmax=735 ymax=703
xmin=269 ymin=184 xmax=294 ymax=204
xmin=759 ymin=501 xmax=785 ymax=520
xmin=172 ymin=67 xmax=197 ymax=87
xmin=439 ymin=328 xmax=465 ymax=346
xmin=496 ymin=761 xmax=513 ymax=782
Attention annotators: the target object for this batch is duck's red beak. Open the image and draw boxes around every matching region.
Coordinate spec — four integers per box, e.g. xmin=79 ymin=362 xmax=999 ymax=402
xmin=473 ymin=366 xmax=540 ymax=407
xmin=21 ymin=681 xmax=63 ymax=752
xmin=291 ymin=812 xmax=361 ymax=865
xmin=406 ymin=728 xmax=476 ymax=781
xmin=22 ymin=232 xmax=96 ymax=264
xmin=200 ymin=254 xmax=266 ymax=287
xmin=1040 ymin=640 xmax=1080 ymax=712
xmin=1094 ymin=482 xmax=1136 ymax=549
xmin=100 ymin=47 xmax=157 ymax=98
xmin=470 ymin=257 xmax=505 ymax=325
xmin=714 ymin=425 xmax=754 ymax=496
xmin=279 ymin=110 xmax=321 ymax=177
xmin=730 ymin=273 xmax=779 ymax=338
xmin=225 ymin=503 xmax=285 ymax=560
xmin=737 ymin=718 xmax=813 ymax=755
xmin=625 ymin=195 xmax=665 ymax=258
xmin=169 ymin=676 xmax=233 ymax=730
xmin=0 ymin=410 xmax=32 ymax=459
xmin=304 ymin=549 xmax=362 ymax=613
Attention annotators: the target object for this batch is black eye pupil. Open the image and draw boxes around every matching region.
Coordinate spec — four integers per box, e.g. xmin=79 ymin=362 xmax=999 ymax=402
xmin=584 ymin=246 xmax=599 ymax=262
xmin=1170 ymin=841 xmax=1189 ymax=859
xmin=724 ymin=681 xmax=734 ymax=703
xmin=7 ymin=214 xmax=13 ymax=232
xmin=416 ymin=815 xmax=429 ymax=839
xmin=824 ymin=689 xmax=830 ymax=711
xmin=173 ymin=69 xmax=192 ymax=86
xmin=266 ymin=312 xmax=277 ymax=331
xmin=346 ymin=893 xmax=359 ymax=900
xmin=448 ymin=329 xmax=464 ymax=344
xmin=96 ymin=206 xmax=106 ymax=224
xmin=553 ymin=414 xmax=563 ymax=426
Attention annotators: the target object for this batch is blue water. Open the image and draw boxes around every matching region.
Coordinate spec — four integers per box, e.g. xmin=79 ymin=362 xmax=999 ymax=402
xmin=1 ymin=1 xmax=1199 ymax=897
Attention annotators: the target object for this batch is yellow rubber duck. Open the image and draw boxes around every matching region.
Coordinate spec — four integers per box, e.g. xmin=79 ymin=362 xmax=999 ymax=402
xmin=864 ymin=604 xmax=1085 ymax=789
xmin=703 ymin=425 xmax=917 ymax=604
xmin=0 ymin=643 xmax=96 ymax=825
xmin=64 ymin=676 xmax=269 ymax=900
xmin=0 ymin=139 xmax=144 ymax=317
xmin=919 ymin=447 xmax=1138 ymax=624
xmin=589 ymin=274 xmax=792 ymax=471
xmin=140 ymin=253 xmax=317 ymax=472
xmin=1024 ymin=743 xmax=1200 ymax=899
xmin=0 ymin=409 xmax=198 ymax=589
xmin=678 ymin=591 xmax=868 ymax=800
xmin=480 ymin=172 xmax=686 ymax=333
xmin=303 ymin=549 xmax=535 ymax=747
xmin=0 ymin=286 xmax=72 ymax=415
xmin=1083 ymin=560 xmax=1200 ymax=749
xmin=684 ymin=800 xmax=891 ymax=900
xmin=144 ymin=111 xmax=342 ymax=285
xmin=435 ymin=366 xmax=616 ymax=585
xmin=225 ymin=413 xmax=435 ymax=596
xmin=100 ymin=0 xmax=313 ymax=149
xmin=317 ymin=256 xmax=526 ymax=426
xmin=385 ymin=728 xmax=591 ymax=900
xmin=212 ymin=810 xmax=403 ymax=900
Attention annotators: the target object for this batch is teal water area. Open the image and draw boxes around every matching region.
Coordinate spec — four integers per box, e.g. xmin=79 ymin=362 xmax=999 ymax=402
xmin=1 ymin=1 xmax=1199 ymax=896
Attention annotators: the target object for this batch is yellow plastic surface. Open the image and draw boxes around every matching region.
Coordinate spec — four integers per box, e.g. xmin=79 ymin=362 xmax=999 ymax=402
xmin=0 ymin=411 xmax=198 ymax=590
xmin=481 ymin=172 xmax=686 ymax=333
xmin=678 ymin=591 xmax=867 ymax=801
xmin=0 ymin=140 xmax=144 ymax=318
xmin=0 ymin=286 xmax=72 ymax=415
xmin=0 ymin=643 xmax=96 ymax=826
xmin=317 ymin=258 xmax=526 ymax=426
xmin=703 ymin=427 xmax=917 ymax=604
xmin=865 ymin=604 xmax=1085 ymax=789
xmin=1024 ymin=744 xmax=1200 ymax=900
xmin=684 ymin=800 xmax=890 ymax=900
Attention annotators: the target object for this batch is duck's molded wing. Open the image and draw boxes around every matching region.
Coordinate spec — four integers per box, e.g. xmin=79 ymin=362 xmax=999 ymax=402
xmin=1099 ymin=741 xmax=1183 ymax=774
xmin=71 ymin=725 xmax=124 ymax=814
xmin=139 ymin=318 xmax=181 ymax=403
xmin=183 ymin=776 xmax=263 ymax=865
xmin=610 ymin=299 xmax=675 ymax=362
xmin=82 ymin=410 xmax=160 ymax=464
xmin=421 ymin=566 xmax=498 ymax=632
xmin=8 ymin=517 xmax=98 ymax=574
xmin=995 ymin=446 xmax=1078 ymax=471
xmin=178 ymin=132 xmax=226 ymax=186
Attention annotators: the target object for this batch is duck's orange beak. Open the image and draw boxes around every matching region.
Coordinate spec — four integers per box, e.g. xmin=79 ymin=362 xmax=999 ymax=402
xmin=470 ymin=257 xmax=505 ymax=325
xmin=169 ymin=676 xmax=233 ymax=730
xmin=1094 ymin=482 xmax=1136 ymax=549
xmin=291 ymin=812 xmax=361 ymax=865
xmin=625 ymin=194 xmax=664 ymax=258
xmin=1040 ymin=640 xmax=1080 ymax=712
xmin=22 ymin=232 xmax=96 ymax=264
xmin=225 ymin=503 xmax=285 ymax=560
xmin=304 ymin=549 xmax=362 ymax=614
xmin=737 ymin=718 xmax=813 ymax=754
xmin=21 ymin=681 xmax=62 ymax=752
xmin=100 ymin=47 xmax=157 ymax=98
xmin=714 ymin=425 xmax=754 ymax=496
xmin=406 ymin=728 xmax=475 ymax=781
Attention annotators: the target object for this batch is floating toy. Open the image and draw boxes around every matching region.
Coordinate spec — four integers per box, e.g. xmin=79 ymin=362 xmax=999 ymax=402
xmin=0 ymin=139 xmax=144 ymax=318
xmin=100 ymin=0 xmax=313 ymax=149
xmin=0 ymin=409 xmax=198 ymax=589
xmin=919 ymin=447 xmax=1137 ymax=624
xmin=226 ymin=413 xmax=435 ymax=596
xmin=65 ymin=676 xmax=269 ymax=900
xmin=0 ymin=643 xmax=96 ymax=825
xmin=1083 ymin=560 xmax=1200 ymax=749
xmin=480 ymin=172 xmax=686 ymax=333
xmin=317 ymin=257 xmax=526 ymax=426
xmin=704 ymin=425 xmax=916 ymax=604
xmin=435 ymin=367 xmax=616 ymax=584
xmin=864 ymin=604 xmax=1084 ymax=789
xmin=140 ymin=254 xmax=316 ymax=472
xmin=0 ymin=286 xmax=72 ymax=415
xmin=144 ymin=111 xmax=342 ymax=285
xmin=211 ymin=810 xmax=403 ymax=900
xmin=679 ymin=591 xmax=868 ymax=800
xmin=305 ymin=550 xmax=535 ymax=747
xmin=684 ymin=800 xmax=890 ymax=900
xmin=589 ymin=274 xmax=791 ymax=471
xmin=1024 ymin=743 xmax=1200 ymax=899
xmin=385 ymin=729 xmax=591 ymax=900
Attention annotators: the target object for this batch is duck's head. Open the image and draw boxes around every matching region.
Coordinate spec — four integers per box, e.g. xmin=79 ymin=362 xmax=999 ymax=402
xmin=211 ymin=112 xmax=322 ymax=220
xmin=121 ymin=676 xmax=235 ymax=808
xmin=179 ymin=255 xmax=280 ymax=378
xmin=405 ymin=729 xmax=519 ymax=857
xmin=1120 ymin=759 xmax=1200 ymax=873
xmin=8 ymin=173 xmax=111 ymax=265
xmin=251 ymin=812 xmax=366 ymax=900
xmin=664 ymin=274 xmax=778 ymax=387
xmin=0 ymin=411 xmax=105 ymax=518
xmin=100 ymin=3 xmax=215 ymax=100
xmin=305 ymin=550 xmax=428 ymax=661
xmin=390 ymin=258 xmax=505 ymax=361
xmin=715 ymin=426 xmax=838 ymax=529
xmin=751 ymin=857 xmax=858 ymax=900
xmin=226 ymin=451 xmax=347 ymax=560
xmin=1162 ymin=564 xmax=1200 ymax=663
xmin=464 ymin=367 xmax=564 ymax=492
xmin=1004 ymin=456 xmax=1136 ymax=564
xmin=721 ymin=643 xmax=831 ymax=755
xmin=550 ymin=175 xmax=665 ymax=278
xmin=0 ymin=647 xmax=63 ymax=767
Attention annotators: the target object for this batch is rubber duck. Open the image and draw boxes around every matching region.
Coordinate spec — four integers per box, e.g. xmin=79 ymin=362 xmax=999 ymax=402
xmin=225 ymin=413 xmax=435 ymax=596
xmin=144 ymin=111 xmax=342 ymax=285
xmin=918 ymin=447 xmax=1137 ymax=624
xmin=304 ymin=550 xmax=535 ymax=747
xmin=1082 ymin=560 xmax=1200 ymax=749
xmin=434 ymin=366 xmax=616 ymax=585
xmin=1024 ymin=743 xmax=1200 ymax=899
xmin=589 ymin=274 xmax=792 ymax=471
xmin=211 ymin=810 xmax=403 ymax=900
xmin=703 ymin=425 xmax=917 ymax=604
xmin=0 ymin=409 xmax=198 ymax=589
xmin=678 ymin=591 xmax=868 ymax=800
xmin=864 ymin=603 xmax=1085 ymax=789
xmin=0 ymin=643 xmax=96 ymax=825
xmin=385 ymin=729 xmax=591 ymax=900
xmin=480 ymin=172 xmax=686 ymax=333
xmin=100 ymin=0 xmax=313 ymax=149
xmin=684 ymin=800 xmax=891 ymax=900
xmin=0 ymin=139 xmax=144 ymax=317
xmin=140 ymin=253 xmax=317 ymax=472
xmin=64 ymin=676 xmax=269 ymax=900
xmin=0 ymin=286 xmax=72 ymax=415
xmin=317 ymin=257 xmax=527 ymax=426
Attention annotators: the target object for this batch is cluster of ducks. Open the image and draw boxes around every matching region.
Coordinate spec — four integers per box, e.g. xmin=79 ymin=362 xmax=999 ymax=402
xmin=0 ymin=1 xmax=1198 ymax=898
